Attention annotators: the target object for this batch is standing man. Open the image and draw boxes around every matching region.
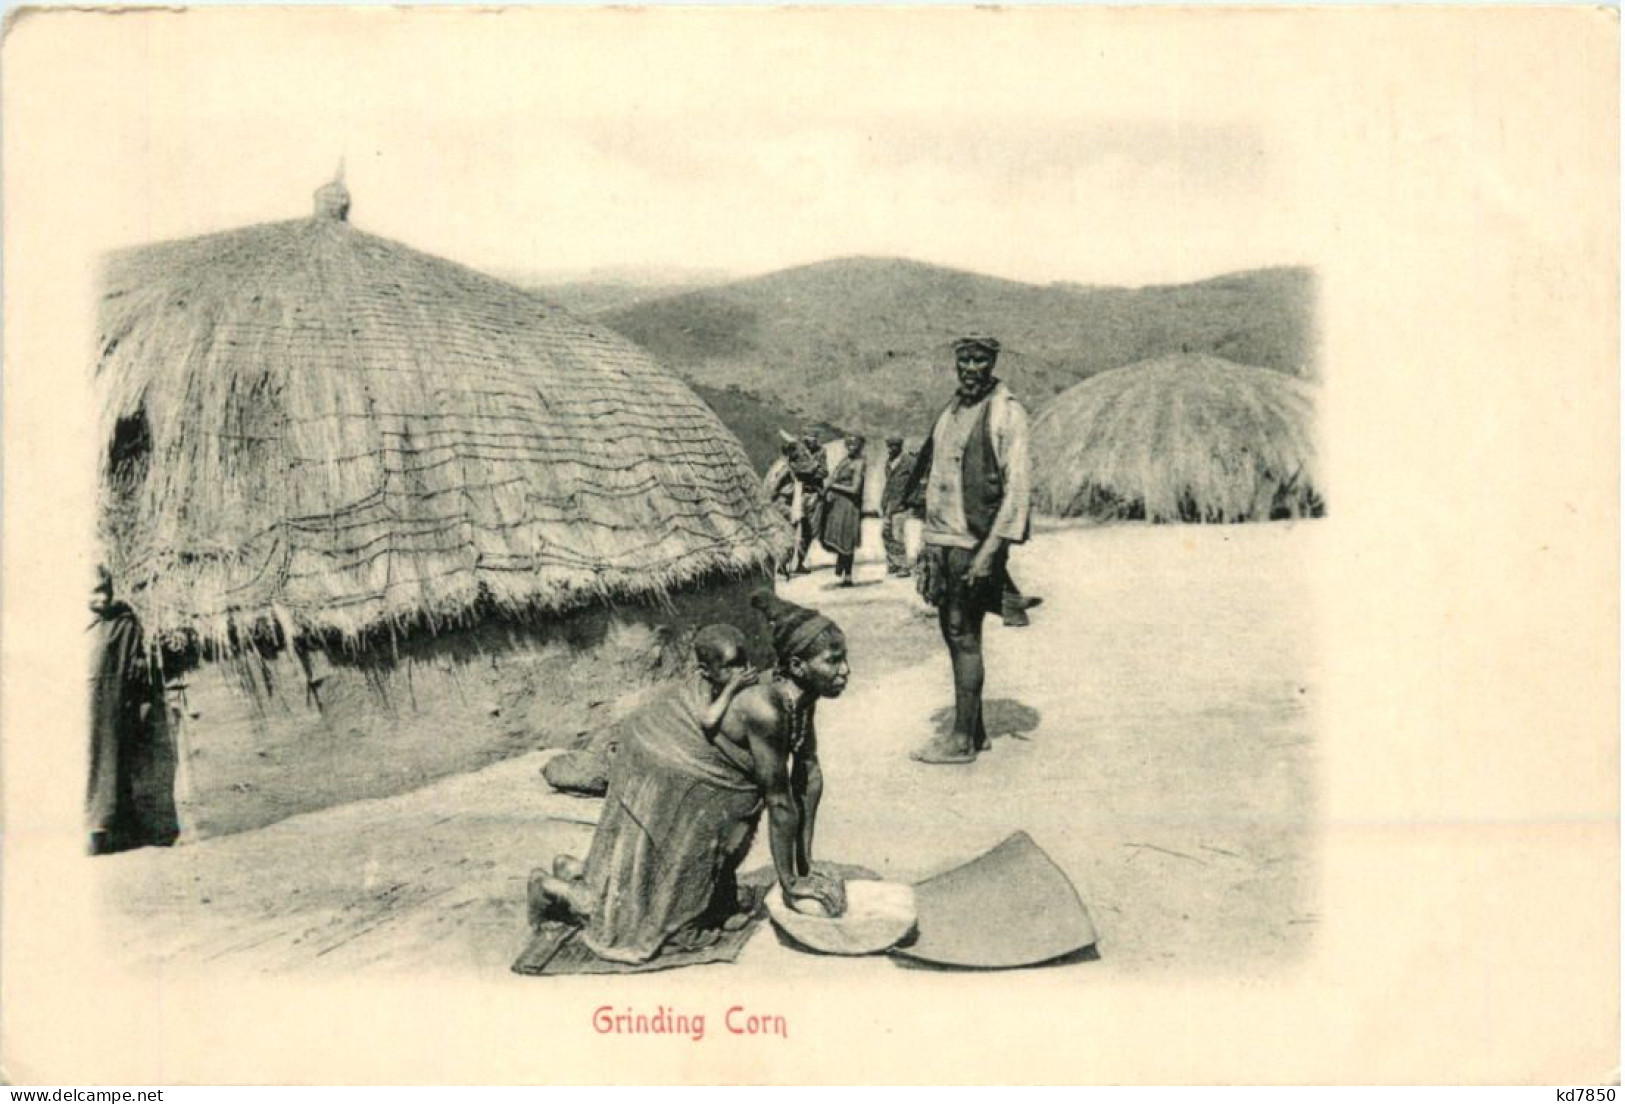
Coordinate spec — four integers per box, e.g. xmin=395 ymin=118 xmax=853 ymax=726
xmin=903 ymin=335 xmax=1032 ymax=764
xmin=879 ymin=435 xmax=916 ymax=578
xmin=789 ymin=431 xmax=828 ymax=574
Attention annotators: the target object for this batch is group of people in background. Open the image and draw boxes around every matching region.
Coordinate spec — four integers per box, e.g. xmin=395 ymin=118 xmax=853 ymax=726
xmin=765 ymin=430 xmax=859 ymax=585
xmin=764 ymin=429 xmax=897 ymax=589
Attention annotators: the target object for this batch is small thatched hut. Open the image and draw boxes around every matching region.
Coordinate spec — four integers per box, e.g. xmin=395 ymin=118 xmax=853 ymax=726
xmin=95 ymin=177 xmax=788 ymax=841
xmin=1030 ymin=353 xmax=1323 ymax=523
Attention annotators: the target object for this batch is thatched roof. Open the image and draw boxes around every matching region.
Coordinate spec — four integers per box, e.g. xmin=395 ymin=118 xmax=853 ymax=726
xmin=97 ymin=179 xmax=788 ymax=651
xmin=1031 ymin=353 xmax=1322 ymax=523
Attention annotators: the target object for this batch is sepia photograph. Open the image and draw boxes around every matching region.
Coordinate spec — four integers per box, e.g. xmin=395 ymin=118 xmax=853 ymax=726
xmin=86 ymin=170 xmax=1319 ymax=981
xmin=1 ymin=5 xmax=1615 ymax=1085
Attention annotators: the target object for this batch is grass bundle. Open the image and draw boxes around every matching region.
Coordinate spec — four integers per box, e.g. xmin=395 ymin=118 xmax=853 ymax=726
xmin=1031 ymin=353 xmax=1323 ymax=524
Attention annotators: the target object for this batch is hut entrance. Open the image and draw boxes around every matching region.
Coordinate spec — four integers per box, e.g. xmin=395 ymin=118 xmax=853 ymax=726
xmin=108 ymin=409 xmax=152 ymax=495
xmin=102 ymin=409 xmax=154 ymax=560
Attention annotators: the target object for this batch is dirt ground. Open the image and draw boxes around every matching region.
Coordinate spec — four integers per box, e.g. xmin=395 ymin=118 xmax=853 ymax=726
xmin=93 ymin=521 xmax=1319 ymax=979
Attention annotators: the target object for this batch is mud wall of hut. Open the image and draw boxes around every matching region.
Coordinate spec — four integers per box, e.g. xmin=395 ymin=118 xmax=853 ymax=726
xmin=167 ymin=572 xmax=773 ymax=841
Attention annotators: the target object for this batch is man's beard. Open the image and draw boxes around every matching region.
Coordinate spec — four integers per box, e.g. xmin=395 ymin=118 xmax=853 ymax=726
xmin=957 ymin=374 xmax=994 ymax=401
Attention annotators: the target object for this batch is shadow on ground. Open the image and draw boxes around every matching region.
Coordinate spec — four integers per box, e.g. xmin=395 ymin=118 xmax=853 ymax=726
xmin=930 ymin=698 xmax=1041 ymax=744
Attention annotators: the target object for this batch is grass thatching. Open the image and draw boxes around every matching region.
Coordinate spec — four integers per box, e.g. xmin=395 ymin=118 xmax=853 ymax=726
xmin=676 ymin=382 xmax=848 ymax=474
xmin=1031 ymin=353 xmax=1323 ymax=524
xmin=96 ymin=187 xmax=788 ymax=655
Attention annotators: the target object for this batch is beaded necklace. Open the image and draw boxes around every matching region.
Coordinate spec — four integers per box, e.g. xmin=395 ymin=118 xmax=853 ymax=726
xmin=774 ymin=674 xmax=813 ymax=756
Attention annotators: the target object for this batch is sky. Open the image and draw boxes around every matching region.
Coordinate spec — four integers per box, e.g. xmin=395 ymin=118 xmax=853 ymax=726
xmin=33 ymin=8 xmax=1322 ymax=289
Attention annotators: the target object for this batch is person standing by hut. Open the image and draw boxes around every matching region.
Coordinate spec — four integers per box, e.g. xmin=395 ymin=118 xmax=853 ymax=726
xmin=903 ymin=335 xmax=1032 ymax=764
xmin=879 ymin=435 xmax=917 ymax=578
xmin=820 ymin=435 xmax=866 ymax=586
xmin=87 ymin=568 xmax=180 ymax=855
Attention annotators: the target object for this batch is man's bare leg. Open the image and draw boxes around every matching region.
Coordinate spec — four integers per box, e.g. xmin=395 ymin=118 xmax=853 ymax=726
xmin=793 ymin=521 xmax=813 ymax=573
xmin=836 ymin=552 xmax=855 ymax=584
xmin=1001 ymin=576 xmax=1042 ymax=627
xmin=883 ymin=514 xmax=911 ymax=576
xmin=955 ymin=606 xmax=990 ymax=752
xmin=913 ymin=600 xmax=981 ymax=764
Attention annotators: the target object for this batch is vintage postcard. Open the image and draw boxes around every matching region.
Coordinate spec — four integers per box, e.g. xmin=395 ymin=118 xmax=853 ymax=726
xmin=0 ymin=5 xmax=1616 ymax=1085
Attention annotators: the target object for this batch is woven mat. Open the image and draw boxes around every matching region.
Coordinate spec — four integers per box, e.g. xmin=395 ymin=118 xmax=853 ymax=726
xmin=512 ymin=885 xmax=770 ymax=976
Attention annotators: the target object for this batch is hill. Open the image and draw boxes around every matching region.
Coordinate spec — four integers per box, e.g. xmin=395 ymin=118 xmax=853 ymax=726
xmin=685 ymin=382 xmax=845 ymax=474
xmin=597 ymin=258 xmax=1317 ymax=438
xmin=515 ymin=266 xmax=732 ymax=315
xmin=511 ymin=279 xmax=838 ymax=475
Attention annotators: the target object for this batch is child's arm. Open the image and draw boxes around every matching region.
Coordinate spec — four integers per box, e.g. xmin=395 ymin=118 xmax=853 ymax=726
xmin=700 ymin=667 xmax=758 ymax=736
xmin=699 ymin=695 xmax=728 ymax=736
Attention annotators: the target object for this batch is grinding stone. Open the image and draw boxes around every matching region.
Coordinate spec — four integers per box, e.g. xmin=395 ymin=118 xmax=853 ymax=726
xmin=766 ymin=880 xmax=918 ymax=956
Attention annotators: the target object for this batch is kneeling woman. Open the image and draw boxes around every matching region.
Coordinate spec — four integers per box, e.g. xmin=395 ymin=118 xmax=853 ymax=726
xmin=534 ymin=593 xmax=850 ymax=964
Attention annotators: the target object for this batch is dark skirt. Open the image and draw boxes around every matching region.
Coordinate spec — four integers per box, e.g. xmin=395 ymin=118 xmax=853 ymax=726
xmin=819 ymin=492 xmax=863 ymax=556
xmin=915 ymin=543 xmax=1009 ymax=617
xmin=579 ymin=682 xmax=763 ymax=964
xmin=88 ymin=609 xmax=180 ymax=854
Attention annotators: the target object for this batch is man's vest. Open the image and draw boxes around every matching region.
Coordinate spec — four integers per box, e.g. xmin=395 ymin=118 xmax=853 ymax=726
xmin=901 ymin=386 xmax=1024 ymax=543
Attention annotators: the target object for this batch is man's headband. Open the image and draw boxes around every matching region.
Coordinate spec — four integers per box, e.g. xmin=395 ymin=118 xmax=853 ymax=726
xmin=953 ymin=335 xmax=1001 ymax=357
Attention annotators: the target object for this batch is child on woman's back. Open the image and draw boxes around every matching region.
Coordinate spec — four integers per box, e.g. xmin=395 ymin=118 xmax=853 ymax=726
xmin=692 ymin=623 xmax=758 ymax=737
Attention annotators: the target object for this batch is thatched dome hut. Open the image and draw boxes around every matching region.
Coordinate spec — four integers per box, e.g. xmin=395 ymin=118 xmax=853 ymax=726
xmin=1031 ymin=353 xmax=1323 ymax=523
xmin=94 ymin=177 xmax=789 ymax=840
